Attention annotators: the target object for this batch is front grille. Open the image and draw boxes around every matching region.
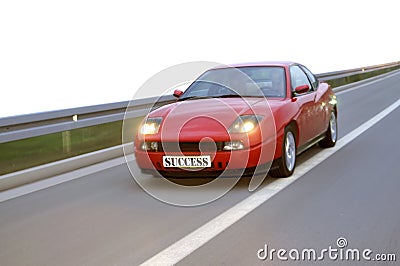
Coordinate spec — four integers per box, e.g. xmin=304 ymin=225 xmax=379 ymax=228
xmin=158 ymin=142 xmax=224 ymax=152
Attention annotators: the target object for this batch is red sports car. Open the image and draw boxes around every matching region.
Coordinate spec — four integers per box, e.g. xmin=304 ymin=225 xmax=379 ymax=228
xmin=134 ymin=62 xmax=337 ymax=178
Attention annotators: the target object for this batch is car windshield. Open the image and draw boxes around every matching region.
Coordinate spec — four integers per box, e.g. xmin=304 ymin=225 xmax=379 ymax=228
xmin=179 ymin=66 xmax=286 ymax=100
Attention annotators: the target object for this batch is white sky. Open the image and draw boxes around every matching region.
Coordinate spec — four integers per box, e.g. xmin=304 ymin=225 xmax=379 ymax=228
xmin=0 ymin=0 xmax=398 ymax=118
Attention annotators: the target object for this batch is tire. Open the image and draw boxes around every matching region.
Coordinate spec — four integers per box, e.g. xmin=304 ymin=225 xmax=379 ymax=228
xmin=270 ymin=127 xmax=297 ymax=178
xmin=319 ymin=111 xmax=337 ymax=148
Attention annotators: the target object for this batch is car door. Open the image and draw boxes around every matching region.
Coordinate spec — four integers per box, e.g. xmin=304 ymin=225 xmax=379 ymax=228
xmin=289 ymin=65 xmax=318 ymax=145
xmin=300 ymin=65 xmax=327 ymax=136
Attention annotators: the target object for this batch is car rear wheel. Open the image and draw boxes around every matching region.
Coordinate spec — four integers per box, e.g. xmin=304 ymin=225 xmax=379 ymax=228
xmin=271 ymin=127 xmax=296 ymax=178
xmin=319 ymin=111 xmax=337 ymax=148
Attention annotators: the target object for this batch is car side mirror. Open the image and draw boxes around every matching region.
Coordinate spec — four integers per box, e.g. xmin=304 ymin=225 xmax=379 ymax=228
xmin=294 ymin=84 xmax=310 ymax=95
xmin=173 ymin=89 xmax=184 ymax=98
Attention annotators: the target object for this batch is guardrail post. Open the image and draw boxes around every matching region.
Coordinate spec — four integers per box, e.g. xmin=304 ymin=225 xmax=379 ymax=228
xmin=62 ymin=131 xmax=71 ymax=154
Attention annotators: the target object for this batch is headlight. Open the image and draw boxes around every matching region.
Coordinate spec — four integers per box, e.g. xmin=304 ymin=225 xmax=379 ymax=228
xmin=140 ymin=117 xmax=163 ymax=135
xmin=228 ymin=115 xmax=263 ymax=133
xmin=223 ymin=141 xmax=244 ymax=150
xmin=141 ymin=141 xmax=159 ymax=151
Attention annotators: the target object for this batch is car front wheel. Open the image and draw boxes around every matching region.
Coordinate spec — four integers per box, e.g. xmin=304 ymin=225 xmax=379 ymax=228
xmin=271 ymin=127 xmax=296 ymax=178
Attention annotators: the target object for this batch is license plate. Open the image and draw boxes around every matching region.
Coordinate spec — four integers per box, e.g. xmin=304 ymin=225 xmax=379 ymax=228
xmin=162 ymin=155 xmax=211 ymax=168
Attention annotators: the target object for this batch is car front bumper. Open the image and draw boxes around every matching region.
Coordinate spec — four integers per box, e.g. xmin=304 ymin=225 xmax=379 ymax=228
xmin=134 ymin=138 xmax=277 ymax=177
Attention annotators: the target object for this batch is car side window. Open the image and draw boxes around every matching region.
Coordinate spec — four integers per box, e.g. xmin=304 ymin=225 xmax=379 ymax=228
xmin=290 ymin=65 xmax=312 ymax=92
xmin=300 ymin=65 xmax=318 ymax=90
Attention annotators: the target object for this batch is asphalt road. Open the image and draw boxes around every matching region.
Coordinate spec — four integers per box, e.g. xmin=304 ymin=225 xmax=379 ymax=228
xmin=1 ymin=72 xmax=399 ymax=265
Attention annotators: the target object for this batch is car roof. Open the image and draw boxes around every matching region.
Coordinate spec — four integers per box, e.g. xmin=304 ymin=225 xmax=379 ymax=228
xmin=212 ymin=61 xmax=297 ymax=69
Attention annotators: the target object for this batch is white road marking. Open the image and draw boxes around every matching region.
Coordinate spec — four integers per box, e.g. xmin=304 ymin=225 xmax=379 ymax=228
xmin=0 ymin=156 xmax=135 ymax=203
xmin=140 ymin=98 xmax=400 ymax=266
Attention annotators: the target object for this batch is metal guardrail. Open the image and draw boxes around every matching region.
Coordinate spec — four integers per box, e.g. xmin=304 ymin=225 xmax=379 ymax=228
xmin=0 ymin=95 xmax=175 ymax=143
xmin=1 ymin=61 xmax=399 ymax=144
xmin=317 ymin=61 xmax=400 ymax=80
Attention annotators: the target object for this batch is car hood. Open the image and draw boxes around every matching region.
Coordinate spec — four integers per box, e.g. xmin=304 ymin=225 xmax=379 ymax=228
xmin=148 ymin=97 xmax=284 ymax=141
